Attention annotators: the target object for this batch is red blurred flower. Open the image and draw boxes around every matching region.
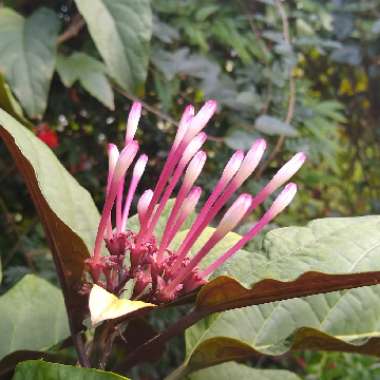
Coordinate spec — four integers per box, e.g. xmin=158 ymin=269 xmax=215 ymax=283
xmin=35 ymin=123 xmax=59 ymax=149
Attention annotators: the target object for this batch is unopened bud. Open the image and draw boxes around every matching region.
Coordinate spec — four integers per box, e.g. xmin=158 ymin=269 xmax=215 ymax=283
xmin=181 ymin=186 xmax=202 ymax=215
xmin=234 ymin=139 xmax=267 ymax=184
xmin=173 ymin=105 xmax=195 ymax=148
xmin=269 ymin=152 xmax=306 ymax=190
xmin=137 ymin=189 xmax=153 ymax=222
xmin=125 ymin=102 xmax=142 ymax=143
xmin=216 ymin=193 xmax=252 ymax=237
xmin=221 ymin=150 xmax=244 ymax=181
xmin=267 ymin=183 xmax=297 ymax=219
xmin=183 ymin=151 xmax=207 ymax=187
xmin=184 ymin=100 xmax=217 ymax=142
xmin=133 ymin=154 xmax=148 ymax=178
xmin=112 ymin=141 xmax=139 ymax=186
xmin=181 ymin=132 xmax=207 ymax=164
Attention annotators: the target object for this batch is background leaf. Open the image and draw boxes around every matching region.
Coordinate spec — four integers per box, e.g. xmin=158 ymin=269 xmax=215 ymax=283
xmin=0 ymin=275 xmax=69 ymax=360
xmin=254 ymin=115 xmax=298 ymax=137
xmin=56 ymin=53 xmax=114 ymax=110
xmin=188 ymin=362 xmax=301 ymax=380
xmin=75 ymin=0 xmax=152 ymax=94
xmin=0 ymin=110 xmax=100 ymax=330
xmin=0 ymin=8 xmax=60 ymax=118
xmin=12 ymin=360 xmax=130 ymax=380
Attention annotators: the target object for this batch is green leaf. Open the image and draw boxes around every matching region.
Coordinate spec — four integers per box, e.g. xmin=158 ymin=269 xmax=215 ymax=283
xmin=12 ymin=360 xmax=130 ymax=380
xmin=0 ymin=73 xmax=32 ymax=127
xmin=0 ymin=275 xmax=69 ymax=360
xmin=181 ymin=216 xmax=380 ymax=373
xmin=56 ymin=53 xmax=114 ymax=110
xmin=254 ymin=115 xmax=298 ymax=137
xmin=75 ymin=0 xmax=152 ymax=94
xmin=0 ymin=8 xmax=60 ymax=118
xmin=0 ymin=110 xmax=100 ymax=330
xmin=188 ymin=362 xmax=301 ymax=380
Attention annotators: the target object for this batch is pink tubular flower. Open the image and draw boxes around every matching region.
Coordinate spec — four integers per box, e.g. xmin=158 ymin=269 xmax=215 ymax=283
xmin=86 ymin=101 xmax=306 ymax=303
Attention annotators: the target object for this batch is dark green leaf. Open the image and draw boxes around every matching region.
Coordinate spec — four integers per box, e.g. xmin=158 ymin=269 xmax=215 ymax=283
xmin=56 ymin=53 xmax=114 ymax=110
xmin=0 ymin=275 xmax=69 ymax=360
xmin=75 ymin=0 xmax=152 ymax=94
xmin=0 ymin=8 xmax=60 ymax=118
xmin=12 ymin=360 xmax=130 ymax=380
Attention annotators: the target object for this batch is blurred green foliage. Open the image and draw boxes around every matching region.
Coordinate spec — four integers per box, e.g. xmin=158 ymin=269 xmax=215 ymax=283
xmin=1 ymin=0 xmax=380 ymax=378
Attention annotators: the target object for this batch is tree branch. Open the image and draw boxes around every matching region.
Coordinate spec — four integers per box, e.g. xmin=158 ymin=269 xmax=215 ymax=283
xmin=57 ymin=14 xmax=85 ymax=45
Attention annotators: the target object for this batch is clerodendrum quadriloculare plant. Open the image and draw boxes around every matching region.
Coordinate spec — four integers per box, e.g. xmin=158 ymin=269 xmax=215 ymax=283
xmin=85 ymin=100 xmax=306 ymax=311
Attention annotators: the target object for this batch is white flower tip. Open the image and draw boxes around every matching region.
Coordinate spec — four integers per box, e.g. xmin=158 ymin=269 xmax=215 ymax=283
xmin=182 ymin=186 xmax=202 ymax=214
xmin=185 ymin=100 xmax=217 ymax=141
xmin=217 ymin=193 xmax=252 ymax=236
xmin=222 ymin=150 xmax=244 ymax=179
xmin=193 ymin=150 xmax=207 ymax=165
xmin=251 ymin=138 xmax=267 ymax=154
xmin=295 ymin=151 xmax=307 ymax=164
xmin=184 ymin=151 xmax=207 ymax=186
xmin=189 ymin=185 xmax=202 ymax=199
xmin=195 ymin=100 xmax=217 ymax=123
xmin=138 ymin=189 xmax=153 ymax=219
xmin=183 ymin=104 xmax=195 ymax=118
xmin=108 ymin=143 xmax=119 ymax=166
xmin=131 ymin=101 xmax=142 ymax=114
xmin=182 ymin=133 xmax=207 ymax=163
xmin=269 ymin=183 xmax=297 ymax=218
xmin=107 ymin=143 xmax=118 ymax=153
xmin=235 ymin=139 xmax=267 ymax=183
xmin=271 ymin=152 xmax=306 ymax=188
xmin=126 ymin=102 xmax=142 ymax=142
xmin=174 ymin=105 xmax=196 ymax=148
xmin=113 ymin=141 xmax=139 ymax=180
xmin=204 ymin=99 xmax=218 ymax=111
xmin=133 ymin=154 xmax=148 ymax=178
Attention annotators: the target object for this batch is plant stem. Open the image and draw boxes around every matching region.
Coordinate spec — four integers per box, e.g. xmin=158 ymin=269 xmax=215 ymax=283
xmin=122 ymin=308 xmax=206 ymax=371
xmin=73 ymin=332 xmax=91 ymax=368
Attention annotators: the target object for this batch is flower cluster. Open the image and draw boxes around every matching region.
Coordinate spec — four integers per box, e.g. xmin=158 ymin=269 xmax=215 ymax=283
xmin=86 ymin=101 xmax=306 ymax=304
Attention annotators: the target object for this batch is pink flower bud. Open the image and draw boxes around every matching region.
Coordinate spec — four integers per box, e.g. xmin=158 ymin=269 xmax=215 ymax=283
xmin=266 ymin=183 xmax=297 ymax=219
xmin=215 ymin=193 xmax=252 ymax=237
xmin=133 ymin=154 xmax=148 ymax=178
xmin=184 ymin=100 xmax=217 ymax=142
xmin=181 ymin=186 xmax=202 ymax=215
xmin=137 ymin=189 xmax=153 ymax=224
xmin=269 ymin=152 xmax=306 ymax=190
xmin=112 ymin=141 xmax=139 ymax=186
xmin=221 ymin=150 xmax=244 ymax=182
xmin=125 ymin=102 xmax=142 ymax=143
xmin=107 ymin=144 xmax=119 ymax=193
xmin=173 ymin=105 xmax=195 ymax=148
xmin=183 ymin=151 xmax=207 ymax=187
xmin=234 ymin=139 xmax=267 ymax=184
xmin=181 ymin=132 xmax=207 ymax=164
